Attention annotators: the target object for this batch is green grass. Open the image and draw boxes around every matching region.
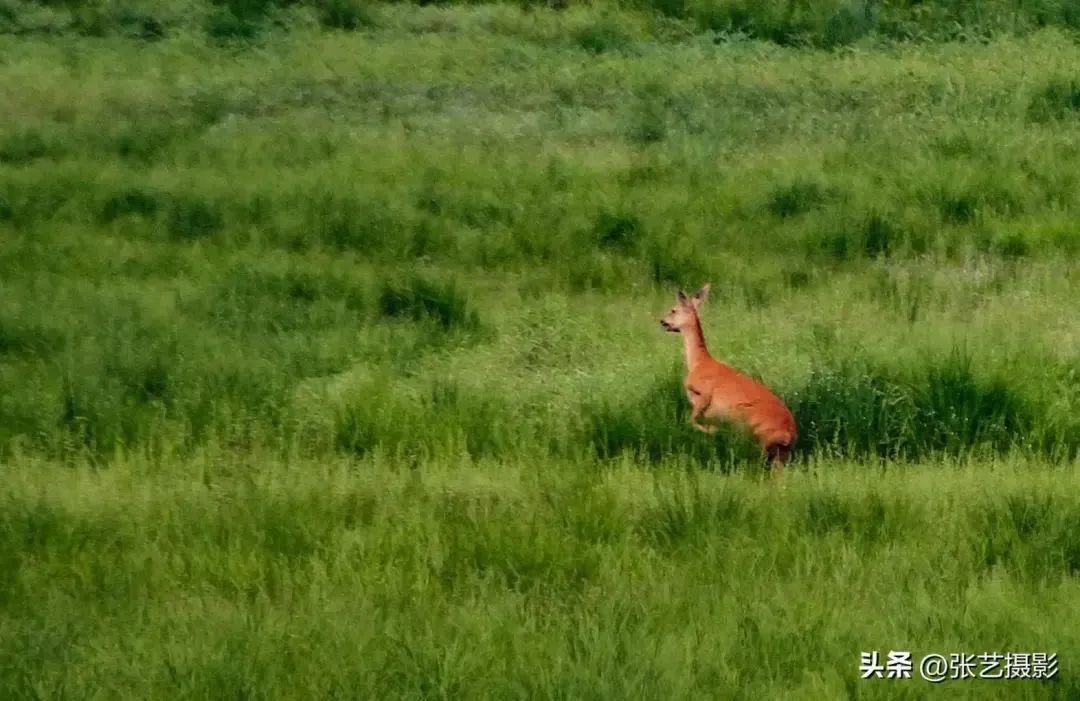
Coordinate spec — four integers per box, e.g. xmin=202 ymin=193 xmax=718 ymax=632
xmin=4 ymin=455 xmax=1080 ymax=698
xmin=3 ymin=1 xmax=1080 ymax=698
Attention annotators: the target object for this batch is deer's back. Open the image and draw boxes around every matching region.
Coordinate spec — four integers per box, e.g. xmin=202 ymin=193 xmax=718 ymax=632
xmin=690 ymin=360 xmax=797 ymax=445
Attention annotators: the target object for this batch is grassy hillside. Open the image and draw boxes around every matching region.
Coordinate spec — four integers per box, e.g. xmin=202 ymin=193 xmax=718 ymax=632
xmin=2 ymin=1 xmax=1080 ymax=698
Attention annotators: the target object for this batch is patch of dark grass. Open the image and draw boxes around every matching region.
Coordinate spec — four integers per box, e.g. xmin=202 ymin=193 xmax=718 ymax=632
xmin=206 ymin=5 xmax=264 ymax=41
xmin=99 ymin=189 xmax=161 ymax=224
xmin=593 ymin=212 xmax=642 ymax=252
xmin=628 ymin=100 xmax=668 ymax=145
xmin=184 ymin=88 xmax=235 ymax=128
xmin=869 ymin=269 xmax=929 ymax=323
xmin=0 ymin=0 xmax=17 ymax=26
xmin=0 ymin=319 xmax=63 ymax=359
xmin=57 ymin=338 xmax=179 ymax=459
xmin=1028 ymin=79 xmax=1080 ymax=123
xmin=0 ymin=380 xmax=53 ymax=461
xmin=739 ymin=276 xmax=772 ymax=309
xmin=938 ymin=191 xmax=979 ymax=225
xmin=0 ymin=131 xmax=53 ymax=165
xmin=557 ymin=251 xmax=638 ymax=293
xmin=788 ymin=348 xmax=1058 ymax=460
xmin=640 ymin=0 xmax=1079 ymax=44
xmin=109 ymin=121 xmax=185 ymax=163
xmin=315 ymin=0 xmax=375 ymax=30
xmin=167 ymin=198 xmax=224 ymax=242
xmin=767 ymin=180 xmax=831 ymax=219
xmin=861 ymin=212 xmax=901 ymax=258
xmin=646 ymin=237 xmax=711 ymax=287
xmin=681 ymin=0 xmax=875 ymax=47
xmin=575 ymin=17 xmax=633 ymax=54
xmin=3 ymin=293 xmax=344 ymax=464
xmin=931 ymin=183 xmax=1022 ymax=227
xmin=783 ymin=269 xmax=813 ymax=290
xmin=803 ymin=492 xmax=852 ymax=536
xmin=414 ymin=174 xmax=512 ymax=230
xmin=820 ymin=2 xmax=875 ymax=48
xmin=123 ymin=12 xmax=166 ymax=40
xmin=253 ymin=493 xmax=342 ymax=562
xmin=995 ymin=232 xmax=1030 ymax=259
xmin=206 ymin=0 xmax=377 ymax=40
xmin=377 ymin=274 xmax=480 ymax=331
xmin=918 ymin=351 xmax=1034 ymax=451
xmin=810 ymin=211 xmax=915 ymax=261
xmin=931 ymin=132 xmax=982 ymax=159
xmin=635 ymin=0 xmax=685 ymax=17
xmin=204 ymin=264 xmax=367 ymax=334
xmin=626 ymin=81 xmax=674 ymax=145
xmin=70 ymin=5 xmax=166 ymax=40
xmin=307 ymin=193 xmax=412 ymax=255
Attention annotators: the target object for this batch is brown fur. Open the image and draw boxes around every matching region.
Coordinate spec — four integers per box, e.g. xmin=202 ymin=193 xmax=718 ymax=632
xmin=660 ymin=284 xmax=798 ymax=475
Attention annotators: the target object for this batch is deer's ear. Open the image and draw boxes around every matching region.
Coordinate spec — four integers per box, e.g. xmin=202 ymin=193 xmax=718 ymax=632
xmin=676 ymin=289 xmax=689 ymax=304
xmin=692 ymin=283 xmax=711 ymax=306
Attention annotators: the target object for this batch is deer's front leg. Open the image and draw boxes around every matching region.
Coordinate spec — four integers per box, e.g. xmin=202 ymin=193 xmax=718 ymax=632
xmin=687 ymin=388 xmax=717 ymax=434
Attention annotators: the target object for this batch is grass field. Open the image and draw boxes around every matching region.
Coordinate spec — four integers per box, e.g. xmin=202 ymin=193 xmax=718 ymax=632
xmin=3 ymin=1 xmax=1080 ymax=698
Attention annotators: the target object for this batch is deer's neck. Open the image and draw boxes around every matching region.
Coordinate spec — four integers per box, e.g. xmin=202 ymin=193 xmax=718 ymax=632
xmin=682 ymin=316 xmax=711 ymax=372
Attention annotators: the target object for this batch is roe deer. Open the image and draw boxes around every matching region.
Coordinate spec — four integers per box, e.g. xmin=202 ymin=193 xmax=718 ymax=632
xmin=659 ymin=284 xmax=797 ymax=474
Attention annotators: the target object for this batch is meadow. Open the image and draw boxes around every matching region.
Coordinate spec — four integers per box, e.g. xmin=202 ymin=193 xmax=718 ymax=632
xmin=3 ymin=0 xmax=1080 ymax=698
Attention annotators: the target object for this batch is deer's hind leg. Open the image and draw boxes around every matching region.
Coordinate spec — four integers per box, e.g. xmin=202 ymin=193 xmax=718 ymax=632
xmin=765 ymin=442 xmax=792 ymax=476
